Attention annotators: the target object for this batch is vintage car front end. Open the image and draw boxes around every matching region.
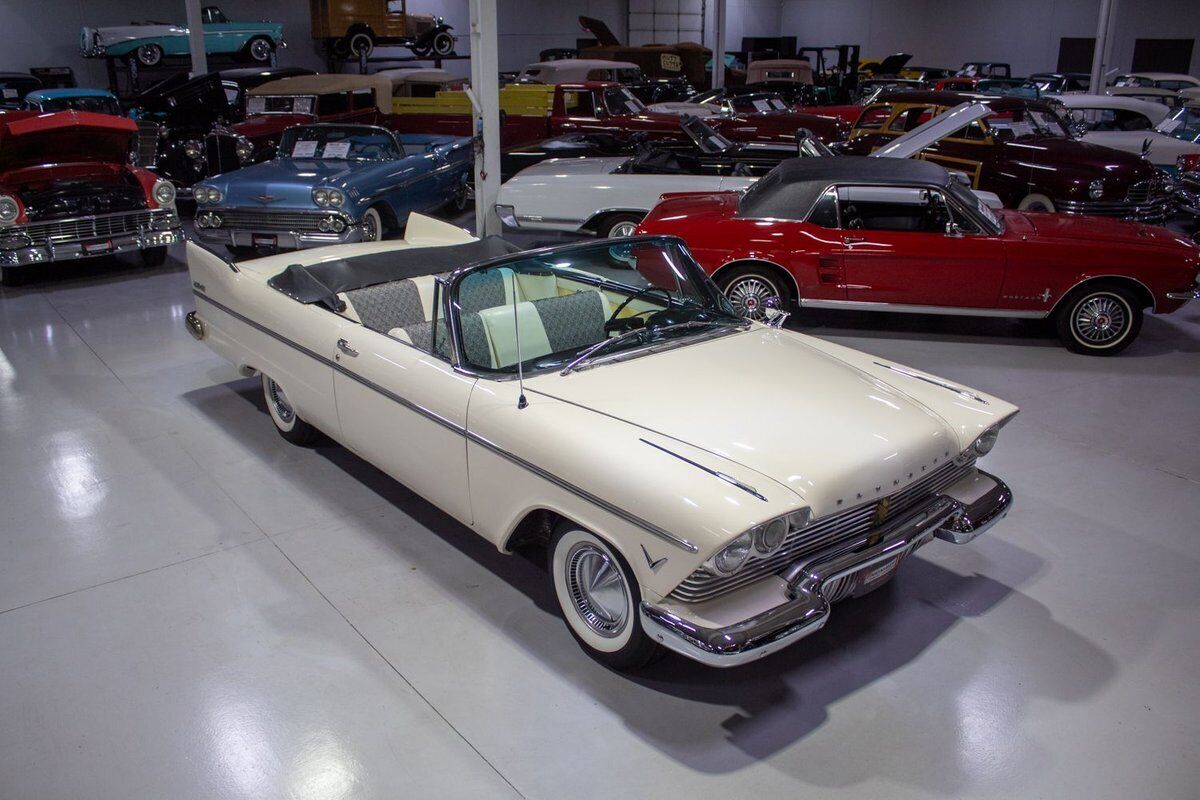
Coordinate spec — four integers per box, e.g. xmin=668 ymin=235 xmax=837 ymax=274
xmin=1052 ymin=167 xmax=1173 ymax=223
xmin=192 ymin=180 xmax=366 ymax=251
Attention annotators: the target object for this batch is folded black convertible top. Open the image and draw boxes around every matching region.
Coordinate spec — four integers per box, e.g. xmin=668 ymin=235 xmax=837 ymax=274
xmin=268 ymin=236 xmax=521 ymax=310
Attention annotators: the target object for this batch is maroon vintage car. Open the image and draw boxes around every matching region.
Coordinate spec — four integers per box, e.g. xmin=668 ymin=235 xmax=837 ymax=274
xmin=635 ymin=157 xmax=1200 ymax=355
xmin=839 ymin=91 xmax=1171 ymax=222
xmin=0 ymin=110 xmax=182 ymax=285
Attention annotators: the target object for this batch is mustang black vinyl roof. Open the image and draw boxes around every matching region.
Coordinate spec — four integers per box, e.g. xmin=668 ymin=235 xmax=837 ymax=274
xmin=268 ymin=236 xmax=521 ymax=309
xmin=738 ymin=156 xmax=952 ymax=219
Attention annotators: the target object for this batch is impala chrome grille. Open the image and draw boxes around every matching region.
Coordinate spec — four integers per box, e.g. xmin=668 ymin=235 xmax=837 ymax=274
xmin=214 ymin=209 xmax=345 ymax=232
xmin=668 ymin=458 xmax=975 ymax=603
xmin=7 ymin=209 xmax=178 ymax=246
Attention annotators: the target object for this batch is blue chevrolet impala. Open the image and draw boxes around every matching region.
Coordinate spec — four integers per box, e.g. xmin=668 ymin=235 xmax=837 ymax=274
xmin=192 ymin=124 xmax=472 ymax=254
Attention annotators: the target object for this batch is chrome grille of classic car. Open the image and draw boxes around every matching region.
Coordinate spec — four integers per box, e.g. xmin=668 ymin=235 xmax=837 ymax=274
xmin=134 ymin=120 xmax=161 ymax=167
xmin=668 ymin=458 xmax=975 ymax=603
xmin=203 ymin=134 xmax=242 ymax=179
xmin=1058 ymin=178 xmax=1170 ymax=222
xmin=5 ymin=209 xmax=179 ymax=246
xmin=214 ymin=209 xmax=336 ymax=232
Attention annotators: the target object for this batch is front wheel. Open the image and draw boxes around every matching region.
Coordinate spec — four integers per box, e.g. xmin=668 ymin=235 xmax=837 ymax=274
xmin=360 ymin=207 xmax=384 ymax=242
xmin=1054 ymin=284 xmax=1143 ymax=355
xmin=349 ymin=31 xmax=374 ymax=58
xmin=431 ymin=31 xmax=455 ymax=57
xmin=135 ymin=43 xmax=164 ymax=67
xmin=1018 ymin=193 xmax=1056 ymax=213
xmin=246 ymin=36 xmax=274 ymax=63
xmin=720 ymin=265 xmax=791 ymax=321
xmin=262 ymin=374 xmax=319 ymax=444
xmin=549 ymin=524 xmax=661 ymax=670
xmin=600 ymin=212 xmax=644 ymax=238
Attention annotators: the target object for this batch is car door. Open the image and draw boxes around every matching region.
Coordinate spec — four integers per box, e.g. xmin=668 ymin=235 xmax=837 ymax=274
xmin=835 ymin=185 xmax=1007 ymax=309
xmin=331 ymin=320 xmax=476 ymax=523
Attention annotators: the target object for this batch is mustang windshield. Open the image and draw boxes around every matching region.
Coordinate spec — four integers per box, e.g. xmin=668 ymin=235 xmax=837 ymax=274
xmin=449 ymin=239 xmax=743 ymax=375
xmin=278 ymin=126 xmax=401 ymax=160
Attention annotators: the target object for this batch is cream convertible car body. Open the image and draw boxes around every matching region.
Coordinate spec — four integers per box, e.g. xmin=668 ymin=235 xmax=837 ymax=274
xmin=184 ymin=214 xmax=1017 ymax=669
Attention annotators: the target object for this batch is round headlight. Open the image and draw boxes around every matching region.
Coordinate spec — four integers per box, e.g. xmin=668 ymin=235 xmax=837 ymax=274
xmin=152 ymin=179 xmax=176 ymax=207
xmin=0 ymin=194 xmax=20 ymax=225
xmin=973 ymin=427 xmax=999 ymax=457
xmin=1088 ymin=179 xmax=1104 ymax=200
xmin=234 ymin=136 xmax=254 ymax=163
xmin=711 ymin=532 xmax=753 ymax=576
xmin=313 ymin=188 xmax=329 ymax=207
xmin=754 ymin=518 xmax=788 ymax=554
xmin=183 ymin=139 xmax=203 ymax=160
xmin=326 ymin=189 xmax=345 ymax=208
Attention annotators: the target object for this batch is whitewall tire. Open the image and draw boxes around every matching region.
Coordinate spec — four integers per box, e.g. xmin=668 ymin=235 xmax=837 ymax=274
xmin=262 ymin=374 xmax=319 ymax=444
xmin=1017 ymin=193 xmax=1056 ymax=213
xmin=361 ymin=207 xmax=384 ymax=242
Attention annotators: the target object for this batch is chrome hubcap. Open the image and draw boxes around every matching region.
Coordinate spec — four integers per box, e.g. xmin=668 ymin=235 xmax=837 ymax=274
xmin=727 ymin=276 xmax=775 ymax=320
xmin=251 ymin=40 xmax=271 ymax=60
xmin=566 ymin=543 xmax=628 ymax=638
xmin=266 ymin=379 xmax=294 ymax=423
xmin=139 ymin=45 xmax=160 ymax=64
xmin=609 ymin=221 xmax=638 ymax=238
xmin=363 ymin=214 xmax=379 ymax=241
xmin=1074 ymin=295 xmax=1127 ymax=344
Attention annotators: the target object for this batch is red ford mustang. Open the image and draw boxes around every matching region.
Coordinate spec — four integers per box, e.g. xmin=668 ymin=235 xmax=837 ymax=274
xmin=635 ymin=157 xmax=1200 ymax=354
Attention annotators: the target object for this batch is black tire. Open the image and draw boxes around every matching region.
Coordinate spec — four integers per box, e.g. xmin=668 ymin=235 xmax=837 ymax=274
xmin=0 ymin=267 xmax=29 ymax=287
xmin=431 ymin=31 xmax=455 ymax=57
xmin=719 ymin=263 xmax=793 ymax=321
xmin=548 ymin=523 xmax=662 ymax=671
xmin=226 ymin=245 xmax=259 ymax=260
xmin=135 ymin=43 xmax=164 ymax=67
xmin=349 ymin=31 xmax=374 ymax=58
xmin=331 ymin=37 xmax=351 ymax=59
xmin=245 ymin=36 xmax=274 ymax=64
xmin=411 ymin=43 xmax=431 ymax=58
xmin=140 ymin=246 xmax=168 ymax=267
xmin=598 ymin=212 xmax=644 ymax=239
xmin=1054 ymin=283 xmax=1143 ymax=356
xmin=262 ymin=374 xmax=319 ymax=445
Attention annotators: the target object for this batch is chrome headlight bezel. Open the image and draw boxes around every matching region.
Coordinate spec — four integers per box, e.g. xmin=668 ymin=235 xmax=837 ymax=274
xmin=152 ymin=179 xmax=176 ymax=208
xmin=707 ymin=531 xmax=753 ymax=577
xmin=194 ymin=185 xmax=223 ymax=205
xmin=706 ymin=507 xmax=812 ymax=576
xmin=972 ymin=426 xmax=999 ymax=456
xmin=312 ymin=187 xmax=345 ymax=208
xmin=0 ymin=194 xmax=20 ymax=226
xmin=1088 ymin=179 xmax=1104 ymax=199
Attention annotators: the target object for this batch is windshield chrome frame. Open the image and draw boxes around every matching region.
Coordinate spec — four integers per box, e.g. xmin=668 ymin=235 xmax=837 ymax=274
xmin=276 ymin=122 xmax=404 ymax=161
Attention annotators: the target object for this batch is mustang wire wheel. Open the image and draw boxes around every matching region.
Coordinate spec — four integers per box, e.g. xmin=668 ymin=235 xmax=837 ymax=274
xmin=565 ymin=542 xmax=630 ymax=637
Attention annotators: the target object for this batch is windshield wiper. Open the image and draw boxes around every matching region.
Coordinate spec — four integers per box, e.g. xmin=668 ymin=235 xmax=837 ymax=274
xmin=559 ymin=318 xmax=744 ymax=376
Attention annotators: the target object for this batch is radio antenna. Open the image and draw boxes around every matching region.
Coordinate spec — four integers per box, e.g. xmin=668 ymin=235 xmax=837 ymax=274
xmin=511 ymin=272 xmax=528 ymax=409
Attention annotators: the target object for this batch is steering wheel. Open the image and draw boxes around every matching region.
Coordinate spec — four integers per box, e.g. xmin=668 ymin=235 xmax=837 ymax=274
xmin=605 ymin=286 xmax=674 ymax=333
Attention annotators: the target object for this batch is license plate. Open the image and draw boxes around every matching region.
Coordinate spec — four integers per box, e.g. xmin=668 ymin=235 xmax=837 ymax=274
xmin=83 ymin=240 xmax=113 ymax=254
xmin=852 ymin=555 xmax=902 ymax=596
xmin=252 ymin=234 xmax=276 ymax=248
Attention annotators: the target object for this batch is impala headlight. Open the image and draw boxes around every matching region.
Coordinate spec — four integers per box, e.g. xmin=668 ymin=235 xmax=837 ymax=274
xmin=183 ymin=139 xmax=203 ymax=160
xmin=0 ymin=194 xmax=20 ymax=226
xmin=234 ymin=135 xmax=254 ymax=163
xmin=152 ymin=179 xmax=176 ymax=207
xmin=708 ymin=532 xmax=753 ymax=576
xmin=1088 ymin=179 xmax=1104 ymax=199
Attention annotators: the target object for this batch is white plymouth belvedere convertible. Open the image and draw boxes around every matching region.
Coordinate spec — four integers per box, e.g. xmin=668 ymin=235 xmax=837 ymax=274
xmin=185 ymin=215 xmax=1016 ymax=668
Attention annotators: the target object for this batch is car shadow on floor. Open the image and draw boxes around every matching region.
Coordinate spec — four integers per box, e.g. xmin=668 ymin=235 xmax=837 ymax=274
xmin=182 ymin=377 xmax=1117 ymax=790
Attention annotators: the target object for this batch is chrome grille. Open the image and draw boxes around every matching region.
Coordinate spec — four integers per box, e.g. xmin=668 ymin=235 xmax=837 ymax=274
xmin=134 ymin=120 xmax=160 ymax=167
xmin=215 ymin=209 xmax=337 ymax=232
xmin=9 ymin=209 xmax=177 ymax=245
xmin=669 ymin=458 xmax=975 ymax=603
xmin=1125 ymin=180 xmax=1152 ymax=205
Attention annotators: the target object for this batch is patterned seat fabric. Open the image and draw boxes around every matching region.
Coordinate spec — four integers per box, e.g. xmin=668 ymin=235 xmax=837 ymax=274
xmin=403 ymin=313 xmax=492 ymax=367
xmin=532 ymin=291 xmax=607 ymax=353
xmin=344 ymin=279 xmax=425 ymax=334
xmin=458 ymin=269 xmax=506 ymax=313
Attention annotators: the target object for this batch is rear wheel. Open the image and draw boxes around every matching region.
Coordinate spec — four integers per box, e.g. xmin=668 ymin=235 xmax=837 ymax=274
xmin=431 ymin=31 xmax=455 ymax=57
xmin=349 ymin=31 xmax=374 ymax=58
xmin=1018 ymin=193 xmax=1056 ymax=213
xmin=720 ymin=264 xmax=792 ymax=321
xmin=600 ymin=212 xmax=644 ymax=238
xmin=135 ymin=43 xmax=164 ymax=67
xmin=1054 ymin=283 xmax=1143 ymax=355
xmin=549 ymin=524 xmax=661 ymax=670
xmin=246 ymin=36 xmax=274 ymax=63
xmin=262 ymin=374 xmax=319 ymax=444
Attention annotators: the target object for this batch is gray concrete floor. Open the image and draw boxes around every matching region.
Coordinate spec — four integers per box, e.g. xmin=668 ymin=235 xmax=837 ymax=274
xmin=1 ymin=234 xmax=1198 ymax=800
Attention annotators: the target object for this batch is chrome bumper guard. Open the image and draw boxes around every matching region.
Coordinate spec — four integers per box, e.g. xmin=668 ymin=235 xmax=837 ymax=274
xmin=191 ymin=223 xmax=364 ymax=251
xmin=640 ymin=469 xmax=1012 ymax=667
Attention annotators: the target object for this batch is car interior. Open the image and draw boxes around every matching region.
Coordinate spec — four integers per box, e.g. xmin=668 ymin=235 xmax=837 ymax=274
xmin=833 ymin=185 xmax=956 ymax=232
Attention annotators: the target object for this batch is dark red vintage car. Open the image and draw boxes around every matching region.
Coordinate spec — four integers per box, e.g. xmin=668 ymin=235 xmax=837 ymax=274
xmin=839 ymin=91 xmax=1171 ymax=222
xmin=0 ymin=110 xmax=182 ymax=285
xmin=635 ymin=157 xmax=1200 ymax=354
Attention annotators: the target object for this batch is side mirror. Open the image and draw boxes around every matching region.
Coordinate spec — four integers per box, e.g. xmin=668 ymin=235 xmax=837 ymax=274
xmin=945 ymin=221 xmax=964 ymax=237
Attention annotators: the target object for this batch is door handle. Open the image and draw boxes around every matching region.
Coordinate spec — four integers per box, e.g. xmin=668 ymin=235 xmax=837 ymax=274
xmin=560 ymin=122 xmax=578 ymax=131
xmin=843 ymin=236 xmax=865 ymax=244
xmin=337 ymin=338 xmax=359 ymax=357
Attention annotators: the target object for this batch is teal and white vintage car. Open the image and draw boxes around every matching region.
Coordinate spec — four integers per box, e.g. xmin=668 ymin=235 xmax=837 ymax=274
xmin=80 ymin=5 xmax=285 ymax=67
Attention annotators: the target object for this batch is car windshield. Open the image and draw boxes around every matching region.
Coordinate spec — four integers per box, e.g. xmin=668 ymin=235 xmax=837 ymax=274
xmin=986 ymin=107 xmax=1069 ymax=139
xmin=447 ymin=239 xmax=743 ymax=376
xmin=37 ymin=95 xmax=122 ymax=115
xmin=278 ymin=125 xmax=400 ymax=160
xmin=603 ymin=87 xmax=648 ymax=116
xmin=246 ymin=94 xmax=315 ymax=115
xmin=1158 ymin=106 xmax=1200 ymax=142
xmin=947 ymin=179 xmax=1004 ymax=234
xmin=732 ymin=94 xmax=791 ymax=113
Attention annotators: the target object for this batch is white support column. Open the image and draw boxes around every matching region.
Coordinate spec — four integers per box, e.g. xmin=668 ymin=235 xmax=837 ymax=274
xmin=184 ymin=0 xmax=208 ymax=77
xmin=1089 ymin=0 xmax=1119 ymax=93
xmin=469 ymin=0 xmax=501 ymax=237
xmin=711 ymin=0 xmax=727 ymax=89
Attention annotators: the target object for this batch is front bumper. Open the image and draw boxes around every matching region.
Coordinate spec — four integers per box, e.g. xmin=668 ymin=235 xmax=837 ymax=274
xmin=640 ymin=469 xmax=1012 ymax=667
xmin=1166 ymin=283 xmax=1200 ymax=301
xmin=191 ymin=221 xmax=364 ymax=251
xmin=0 ymin=212 xmax=182 ymax=267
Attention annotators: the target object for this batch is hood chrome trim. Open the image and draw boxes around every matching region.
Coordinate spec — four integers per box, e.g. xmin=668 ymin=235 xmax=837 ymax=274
xmin=640 ymin=438 xmax=768 ymax=502
xmin=873 ymin=361 xmax=989 ymax=404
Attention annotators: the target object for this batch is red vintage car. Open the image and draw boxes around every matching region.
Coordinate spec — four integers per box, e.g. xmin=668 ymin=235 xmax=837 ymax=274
xmin=635 ymin=157 xmax=1200 ymax=354
xmin=0 ymin=110 xmax=182 ymax=285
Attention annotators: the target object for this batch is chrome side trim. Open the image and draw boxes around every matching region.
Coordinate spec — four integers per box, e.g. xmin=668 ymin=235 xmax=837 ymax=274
xmin=800 ymin=298 xmax=1049 ymax=318
xmin=640 ymin=438 xmax=768 ymax=502
xmin=191 ymin=291 xmax=698 ymax=554
xmin=873 ymin=361 xmax=990 ymax=404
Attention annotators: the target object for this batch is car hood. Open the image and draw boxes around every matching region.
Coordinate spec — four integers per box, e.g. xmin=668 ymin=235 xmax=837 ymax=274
xmin=871 ymin=101 xmax=991 ymax=159
xmin=510 ymin=155 xmax=629 ymax=178
xmin=208 ymin=158 xmax=380 ymax=205
xmin=232 ymin=114 xmax=314 ymax=143
xmin=0 ymin=111 xmax=134 ymax=171
xmin=525 ymin=327 xmax=1006 ymax=519
xmin=1015 ymin=209 xmax=1193 ymax=247
xmin=1002 ymin=136 xmax=1158 ymax=184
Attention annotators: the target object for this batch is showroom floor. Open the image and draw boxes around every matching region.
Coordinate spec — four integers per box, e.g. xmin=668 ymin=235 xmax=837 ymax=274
xmin=1 ymin=236 xmax=1198 ymax=800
